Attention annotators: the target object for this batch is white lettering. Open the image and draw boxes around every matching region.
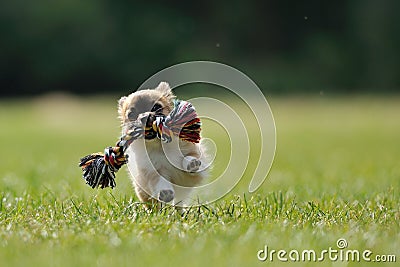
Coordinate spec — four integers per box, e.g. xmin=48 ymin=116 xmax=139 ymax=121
xmin=329 ymin=247 xmax=338 ymax=261
xmin=362 ymin=250 xmax=372 ymax=262
xmin=302 ymin=250 xmax=316 ymax=261
xmin=318 ymin=250 xmax=328 ymax=261
xmin=288 ymin=250 xmax=299 ymax=261
xmin=257 ymin=246 xmax=268 ymax=261
xmin=345 ymin=250 xmax=360 ymax=261
xmin=277 ymin=250 xmax=287 ymax=262
xmin=270 ymin=249 xmax=276 ymax=262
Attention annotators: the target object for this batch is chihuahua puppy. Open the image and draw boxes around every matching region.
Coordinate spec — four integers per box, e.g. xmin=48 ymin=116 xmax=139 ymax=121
xmin=118 ymin=82 xmax=207 ymax=207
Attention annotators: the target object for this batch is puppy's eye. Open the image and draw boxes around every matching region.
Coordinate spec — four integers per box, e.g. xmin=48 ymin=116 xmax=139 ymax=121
xmin=151 ymin=103 xmax=163 ymax=112
xmin=127 ymin=110 xmax=137 ymax=120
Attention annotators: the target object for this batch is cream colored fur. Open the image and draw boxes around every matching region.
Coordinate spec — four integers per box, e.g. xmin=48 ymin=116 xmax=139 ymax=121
xmin=118 ymin=82 xmax=207 ymax=207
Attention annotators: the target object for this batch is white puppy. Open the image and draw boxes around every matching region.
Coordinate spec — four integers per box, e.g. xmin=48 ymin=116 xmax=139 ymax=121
xmin=118 ymin=82 xmax=208 ymax=207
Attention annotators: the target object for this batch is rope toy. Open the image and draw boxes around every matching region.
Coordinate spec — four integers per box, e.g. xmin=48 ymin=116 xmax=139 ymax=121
xmin=79 ymin=100 xmax=201 ymax=189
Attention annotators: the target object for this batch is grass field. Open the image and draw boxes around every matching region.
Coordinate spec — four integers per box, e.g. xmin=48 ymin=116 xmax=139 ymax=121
xmin=0 ymin=94 xmax=399 ymax=266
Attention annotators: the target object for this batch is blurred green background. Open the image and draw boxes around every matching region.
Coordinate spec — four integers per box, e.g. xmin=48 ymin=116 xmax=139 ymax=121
xmin=1 ymin=3 xmax=399 ymax=266
xmin=1 ymin=0 xmax=399 ymax=96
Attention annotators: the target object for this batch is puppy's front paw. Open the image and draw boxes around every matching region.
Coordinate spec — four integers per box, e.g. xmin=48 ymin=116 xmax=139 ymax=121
xmin=158 ymin=189 xmax=174 ymax=203
xmin=183 ymin=156 xmax=202 ymax=173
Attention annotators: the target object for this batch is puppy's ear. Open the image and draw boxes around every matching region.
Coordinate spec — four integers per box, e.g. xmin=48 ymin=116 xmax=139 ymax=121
xmin=118 ymin=96 xmax=127 ymax=119
xmin=155 ymin=82 xmax=173 ymax=97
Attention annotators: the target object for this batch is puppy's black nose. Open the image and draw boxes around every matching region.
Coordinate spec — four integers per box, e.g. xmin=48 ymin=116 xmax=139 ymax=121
xmin=138 ymin=113 xmax=155 ymax=126
xmin=140 ymin=115 xmax=148 ymax=125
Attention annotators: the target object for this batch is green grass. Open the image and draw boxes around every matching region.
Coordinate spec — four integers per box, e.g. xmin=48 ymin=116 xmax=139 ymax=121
xmin=1 ymin=94 xmax=399 ymax=266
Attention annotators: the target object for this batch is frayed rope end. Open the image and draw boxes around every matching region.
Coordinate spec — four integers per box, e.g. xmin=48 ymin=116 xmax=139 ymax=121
xmin=79 ymin=146 xmax=127 ymax=189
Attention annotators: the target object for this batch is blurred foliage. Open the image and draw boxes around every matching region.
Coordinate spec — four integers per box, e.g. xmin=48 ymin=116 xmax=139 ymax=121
xmin=0 ymin=0 xmax=399 ymax=96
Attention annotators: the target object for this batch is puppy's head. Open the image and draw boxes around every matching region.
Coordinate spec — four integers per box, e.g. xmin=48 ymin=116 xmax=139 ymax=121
xmin=118 ymin=82 xmax=175 ymax=132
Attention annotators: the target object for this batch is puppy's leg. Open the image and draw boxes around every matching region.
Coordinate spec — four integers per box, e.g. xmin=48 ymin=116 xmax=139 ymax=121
xmin=133 ymin=182 xmax=162 ymax=211
xmin=134 ymin=173 xmax=174 ymax=207
xmin=151 ymin=175 xmax=175 ymax=203
xmin=135 ymin=185 xmax=152 ymax=203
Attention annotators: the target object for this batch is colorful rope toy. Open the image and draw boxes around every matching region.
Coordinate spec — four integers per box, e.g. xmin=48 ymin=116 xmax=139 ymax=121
xmin=79 ymin=100 xmax=201 ymax=189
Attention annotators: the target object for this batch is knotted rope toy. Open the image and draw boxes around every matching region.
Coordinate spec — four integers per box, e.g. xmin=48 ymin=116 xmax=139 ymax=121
xmin=79 ymin=100 xmax=201 ymax=189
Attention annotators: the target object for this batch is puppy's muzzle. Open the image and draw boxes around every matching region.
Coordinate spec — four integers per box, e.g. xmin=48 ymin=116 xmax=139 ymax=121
xmin=137 ymin=112 xmax=159 ymax=140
